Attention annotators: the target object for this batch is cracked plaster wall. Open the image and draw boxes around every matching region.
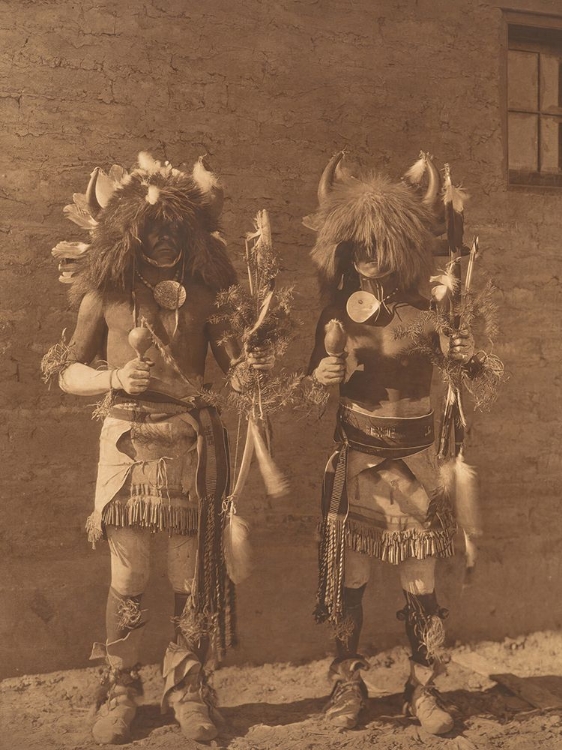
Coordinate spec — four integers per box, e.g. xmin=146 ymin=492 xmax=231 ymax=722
xmin=1 ymin=0 xmax=561 ymax=677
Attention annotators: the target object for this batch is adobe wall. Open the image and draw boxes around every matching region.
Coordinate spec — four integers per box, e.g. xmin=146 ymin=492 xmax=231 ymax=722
xmin=1 ymin=0 xmax=561 ymax=677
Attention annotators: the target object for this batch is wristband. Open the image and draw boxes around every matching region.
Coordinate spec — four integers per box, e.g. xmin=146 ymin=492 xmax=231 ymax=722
xmin=110 ymin=368 xmax=125 ymax=391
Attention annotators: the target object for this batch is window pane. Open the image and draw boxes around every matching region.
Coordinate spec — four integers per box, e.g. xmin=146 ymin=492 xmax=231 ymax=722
xmin=508 ymin=50 xmax=539 ymax=111
xmin=540 ymin=53 xmax=562 ymax=111
xmin=540 ymin=116 xmax=562 ymax=172
xmin=508 ymin=112 xmax=539 ymax=170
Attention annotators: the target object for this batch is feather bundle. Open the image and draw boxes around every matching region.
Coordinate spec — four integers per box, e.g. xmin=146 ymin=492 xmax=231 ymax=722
xmin=223 ymin=509 xmax=252 ymax=584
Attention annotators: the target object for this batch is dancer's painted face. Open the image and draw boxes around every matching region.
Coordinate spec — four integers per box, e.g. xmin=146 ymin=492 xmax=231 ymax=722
xmin=141 ymin=219 xmax=183 ymax=267
xmin=354 ymin=259 xmax=392 ymax=281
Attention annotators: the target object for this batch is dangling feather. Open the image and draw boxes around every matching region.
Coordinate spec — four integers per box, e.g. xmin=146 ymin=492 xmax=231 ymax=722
xmin=404 ymin=152 xmax=427 ymax=185
xmin=464 ymin=532 xmax=478 ymax=573
xmin=454 ymin=453 xmax=481 ymax=537
xmin=223 ymin=507 xmax=252 ymax=584
xmin=438 ymin=457 xmax=456 ymax=495
xmin=250 ymin=418 xmax=289 ymax=497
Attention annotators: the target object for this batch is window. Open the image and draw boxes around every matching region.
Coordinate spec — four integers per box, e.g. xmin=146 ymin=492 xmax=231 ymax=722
xmin=506 ymin=14 xmax=562 ymax=187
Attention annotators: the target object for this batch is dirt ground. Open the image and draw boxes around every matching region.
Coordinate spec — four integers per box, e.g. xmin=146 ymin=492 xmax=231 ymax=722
xmin=2 ymin=631 xmax=562 ymax=750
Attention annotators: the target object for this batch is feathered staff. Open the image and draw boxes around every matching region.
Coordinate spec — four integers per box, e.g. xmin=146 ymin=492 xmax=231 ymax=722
xmin=433 ymin=164 xmax=482 ymax=579
xmin=222 ymin=210 xmax=290 ymax=584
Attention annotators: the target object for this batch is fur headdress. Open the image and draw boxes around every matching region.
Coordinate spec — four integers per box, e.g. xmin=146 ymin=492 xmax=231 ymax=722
xmin=304 ymin=152 xmax=444 ymax=301
xmin=53 ymin=152 xmax=237 ymax=305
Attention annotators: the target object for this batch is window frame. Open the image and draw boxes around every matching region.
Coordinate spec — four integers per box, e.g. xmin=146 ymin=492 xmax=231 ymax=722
xmin=502 ymin=9 xmax=562 ymax=190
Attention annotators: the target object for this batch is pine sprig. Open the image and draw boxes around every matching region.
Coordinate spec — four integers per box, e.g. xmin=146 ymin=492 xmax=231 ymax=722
xmin=395 ymin=281 xmax=504 ymax=409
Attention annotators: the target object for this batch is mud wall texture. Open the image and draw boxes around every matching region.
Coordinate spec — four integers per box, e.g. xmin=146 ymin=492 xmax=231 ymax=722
xmin=1 ymin=0 xmax=561 ymax=678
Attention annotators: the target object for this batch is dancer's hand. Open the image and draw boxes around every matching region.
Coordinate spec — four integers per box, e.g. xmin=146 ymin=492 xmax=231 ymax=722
xmin=448 ymin=327 xmax=475 ymax=363
xmin=113 ymin=358 xmax=152 ymax=394
xmin=313 ymin=356 xmax=346 ymax=386
xmin=246 ymin=344 xmax=275 ymax=371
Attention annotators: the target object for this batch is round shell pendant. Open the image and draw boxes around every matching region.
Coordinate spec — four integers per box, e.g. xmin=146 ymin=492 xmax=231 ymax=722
xmin=346 ymin=291 xmax=381 ymax=323
xmin=153 ymin=280 xmax=187 ymax=310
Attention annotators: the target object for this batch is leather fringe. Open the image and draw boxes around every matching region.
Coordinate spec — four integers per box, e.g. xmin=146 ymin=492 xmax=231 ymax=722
xmin=102 ymin=500 xmax=199 ymax=536
xmin=346 ymin=519 xmax=455 ymax=564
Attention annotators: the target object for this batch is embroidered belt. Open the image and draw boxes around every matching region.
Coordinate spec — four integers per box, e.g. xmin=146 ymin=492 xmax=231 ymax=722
xmin=337 ymin=405 xmax=434 ymax=458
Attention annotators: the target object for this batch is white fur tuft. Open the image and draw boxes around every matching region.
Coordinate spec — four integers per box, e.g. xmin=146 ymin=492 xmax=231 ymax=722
xmin=192 ymin=156 xmax=219 ymax=193
xmin=137 ymin=151 xmax=162 ymax=174
xmin=146 ymin=185 xmax=160 ymax=204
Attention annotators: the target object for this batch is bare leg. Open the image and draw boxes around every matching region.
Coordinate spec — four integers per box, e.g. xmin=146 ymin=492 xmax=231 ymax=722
xmin=164 ymin=533 xmax=218 ymax=742
xmin=92 ymin=526 xmax=151 ymax=745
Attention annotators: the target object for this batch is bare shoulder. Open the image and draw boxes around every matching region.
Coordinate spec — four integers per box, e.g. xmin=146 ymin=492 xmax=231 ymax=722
xmin=76 ymin=290 xmax=106 ymax=322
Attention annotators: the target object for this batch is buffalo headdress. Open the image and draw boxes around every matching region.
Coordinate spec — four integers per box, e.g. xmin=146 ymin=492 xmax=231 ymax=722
xmin=304 ymin=151 xmax=445 ymax=301
xmin=53 ymin=151 xmax=237 ymax=305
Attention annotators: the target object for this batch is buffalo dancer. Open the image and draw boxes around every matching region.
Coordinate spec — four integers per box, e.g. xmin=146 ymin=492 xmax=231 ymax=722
xmin=43 ymin=153 xmax=272 ymax=744
xmin=306 ymin=152 xmax=476 ymax=735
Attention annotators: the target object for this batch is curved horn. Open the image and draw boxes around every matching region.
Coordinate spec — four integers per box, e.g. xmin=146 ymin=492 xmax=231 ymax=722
xmin=317 ymin=150 xmax=346 ymax=205
xmin=422 ymin=154 xmax=445 ymax=235
xmin=193 ymin=155 xmax=224 ymax=221
xmin=422 ymin=154 xmax=441 ymax=208
xmin=85 ymin=168 xmax=102 ymax=218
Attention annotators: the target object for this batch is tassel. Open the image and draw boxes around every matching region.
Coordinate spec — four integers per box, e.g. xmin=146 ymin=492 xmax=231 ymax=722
xmin=223 ymin=507 xmax=252 ymax=584
xmin=250 ymin=418 xmax=289 ymax=497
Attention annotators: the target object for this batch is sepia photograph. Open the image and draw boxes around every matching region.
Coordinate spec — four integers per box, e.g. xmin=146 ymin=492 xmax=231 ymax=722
xmin=1 ymin=1 xmax=562 ymax=748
